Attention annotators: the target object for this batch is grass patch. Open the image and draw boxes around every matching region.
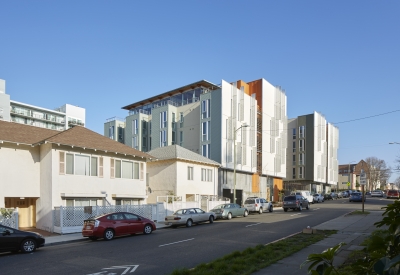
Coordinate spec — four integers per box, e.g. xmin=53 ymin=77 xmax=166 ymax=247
xmin=348 ymin=210 xmax=370 ymax=215
xmin=337 ymin=249 xmax=368 ymax=273
xmin=170 ymin=230 xmax=336 ymax=275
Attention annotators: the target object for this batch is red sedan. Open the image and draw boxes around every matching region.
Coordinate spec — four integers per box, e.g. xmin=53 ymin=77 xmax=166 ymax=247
xmin=82 ymin=212 xmax=156 ymax=241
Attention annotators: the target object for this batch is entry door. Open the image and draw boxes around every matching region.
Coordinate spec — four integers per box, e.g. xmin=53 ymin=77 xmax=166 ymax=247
xmin=16 ymin=199 xmax=29 ymax=228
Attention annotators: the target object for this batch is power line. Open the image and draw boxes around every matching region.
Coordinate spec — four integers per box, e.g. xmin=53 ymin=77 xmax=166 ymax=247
xmin=332 ymin=109 xmax=400 ymax=124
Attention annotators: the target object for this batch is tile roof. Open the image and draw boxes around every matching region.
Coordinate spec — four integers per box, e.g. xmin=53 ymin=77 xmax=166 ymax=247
xmin=0 ymin=120 xmax=154 ymax=159
xmin=148 ymin=145 xmax=220 ymax=166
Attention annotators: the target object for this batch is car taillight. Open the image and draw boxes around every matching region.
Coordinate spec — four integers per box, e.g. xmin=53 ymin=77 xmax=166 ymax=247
xmin=174 ymin=217 xmax=181 ymax=220
xmin=296 ymin=200 xmax=300 ymax=204
xmin=94 ymin=220 xmax=100 ymax=228
xmin=255 ymin=204 xmax=258 ymax=207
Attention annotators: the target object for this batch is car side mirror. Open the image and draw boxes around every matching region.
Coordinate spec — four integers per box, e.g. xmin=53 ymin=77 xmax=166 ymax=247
xmin=4 ymin=230 xmax=11 ymax=236
xmin=138 ymin=217 xmax=142 ymax=221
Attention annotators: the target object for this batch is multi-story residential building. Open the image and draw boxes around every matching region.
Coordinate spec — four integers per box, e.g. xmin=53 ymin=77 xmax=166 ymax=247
xmin=105 ymin=78 xmax=287 ymax=204
xmin=104 ymin=117 xmax=125 ymax=143
xmin=284 ymin=111 xmax=339 ymax=194
xmin=0 ymin=79 xmax=85 ymax=130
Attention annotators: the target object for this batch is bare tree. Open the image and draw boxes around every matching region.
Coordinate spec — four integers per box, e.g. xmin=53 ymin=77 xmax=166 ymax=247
xmin=364 ymin=157 xmax=391 ymax=190
xmin=395 ymin=176 xmax=400 ymax=189
xmin=395 ymin=154 xmax=400 ymax=173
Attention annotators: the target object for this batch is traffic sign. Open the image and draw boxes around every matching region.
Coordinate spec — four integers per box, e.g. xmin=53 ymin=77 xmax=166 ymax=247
xmin=360 ymin=171 xmax=367 ymax=185
xmin=347 ymin=182 xmax=350 ymax=186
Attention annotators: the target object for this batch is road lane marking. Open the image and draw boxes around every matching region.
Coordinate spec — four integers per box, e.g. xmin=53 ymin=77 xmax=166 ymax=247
xmin=290 ymin=213 xmax=302 ymax=216
xmin=313 ymin=208 xmax=320 ymax=211
xmin=159 ymin=238 xmax=195 ymax=247
xmin=245 ymin=223 xmax=262 ymax=227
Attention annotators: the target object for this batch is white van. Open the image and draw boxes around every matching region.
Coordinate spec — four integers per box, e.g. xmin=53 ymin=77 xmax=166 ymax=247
xmin=291 ymin=191 xmax=314 ymax=204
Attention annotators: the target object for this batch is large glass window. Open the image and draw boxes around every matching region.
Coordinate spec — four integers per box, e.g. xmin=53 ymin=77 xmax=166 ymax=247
xmin=75 ymin=156 xmax=90 ymax=176
xmin=133 ymin=136 xmax=138 ymax=150
xmin=122 ymin=161 xmax=133 ymax=179
xmin=202 ymin=99 xmax=210 ymax=119
xmin=292 ymin=141 xmax=296 ymax=153
xmin=202 ymin=121 xmax=210 ymax=141
xmin=160 ymin=130 xmax=166 ymax=147
xmin=201 ymin=168 xmax=212 ymax=182
xmin=292 ymin=168 xmax=296 ymax=179
xmin=133 ymin=119 xmax=138 ymax=134
xmin=292 ymin=128 xmax=296 ymax=139
xmin=299 ymin=153 xmax=305 ymax=165
xmin=179 ymin=131 xmax=183 ymax=146
xmin=109 ymin=126 xmax=114 ymax=139
xmin=160 ymin=111 xmax=167 ymax=128
xmin=202 ymin=144 xmax=210 ymax=158
xmin=299 ymin=126 xmax=305 ymax=138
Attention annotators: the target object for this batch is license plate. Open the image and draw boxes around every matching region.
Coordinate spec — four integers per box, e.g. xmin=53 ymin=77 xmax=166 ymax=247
xmin=86 ymin=226 xmax=91 ymax=229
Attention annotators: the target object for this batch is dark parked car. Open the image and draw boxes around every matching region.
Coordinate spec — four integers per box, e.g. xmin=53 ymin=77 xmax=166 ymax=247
xmin=324 ymin=193 xmax=333 ymax=200
xmin=349 ymin=192 xmax=366 ymax=202
xmin=365 ymin=191 xmax=371 ymax=196
xmin=82 ymin=212 xmax=156 ymax=241
xmin=0 ymin=224 xmax=45 ymax=253
xmin=282 ymin=195 xmax=310 ymax=212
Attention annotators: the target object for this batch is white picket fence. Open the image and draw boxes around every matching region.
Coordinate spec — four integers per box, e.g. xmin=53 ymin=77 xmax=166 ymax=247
xmin=0 ymin=208 xmax=19 ymax=229
xmin=52 ymin=198 xmax=230 ymax=234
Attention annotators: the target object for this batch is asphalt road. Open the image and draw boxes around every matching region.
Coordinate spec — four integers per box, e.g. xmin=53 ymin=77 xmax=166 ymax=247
xmin=0 ymin=197 xmax=392 ymax=275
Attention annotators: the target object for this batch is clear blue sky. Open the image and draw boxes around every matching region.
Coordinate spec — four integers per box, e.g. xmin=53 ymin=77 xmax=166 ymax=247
xmin=1 ymin=1 xmax=399 ymax=181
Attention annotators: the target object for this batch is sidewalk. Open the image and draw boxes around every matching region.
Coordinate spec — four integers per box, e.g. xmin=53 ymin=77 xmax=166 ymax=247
xmin=44 ymin=222 xmax=170 ymax=246
xmin=252 ymin=210 xmax=383 ymax=275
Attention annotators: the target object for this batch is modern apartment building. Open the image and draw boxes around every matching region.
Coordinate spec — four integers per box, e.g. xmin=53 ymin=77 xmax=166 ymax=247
xmin=284 ymin=112 xmax=339 ymax=194
xmin=0 ymin=79 xmax=85 ymax=130
xmin=105 ymin=78 xmax=287 ymax=204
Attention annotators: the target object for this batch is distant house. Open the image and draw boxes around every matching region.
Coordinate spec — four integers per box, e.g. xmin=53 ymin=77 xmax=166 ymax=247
xmin=147 ymin=145 xmax=221 ymax=203
xmin=0 ymin=120 xmax=153 ymax=232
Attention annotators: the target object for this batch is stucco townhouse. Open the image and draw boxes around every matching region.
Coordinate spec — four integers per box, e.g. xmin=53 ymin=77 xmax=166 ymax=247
xmin=0 ymin=120 xmax=153 ymax=232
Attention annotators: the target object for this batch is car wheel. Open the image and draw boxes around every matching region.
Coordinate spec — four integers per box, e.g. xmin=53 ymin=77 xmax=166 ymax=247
xmin=306 ymin=203 xmax=309 ymax=210
xmin=244 ymin=210 xmax=248 ymax=217
xmin=104 ymin=229 xmax=115 ymax=241
xmin=20 ymin=239 xmax=36 ymax=253
xmin=227 ymin=212 xmax=232 ymax=220
xmin=143 ymin=224 xmax=153 ymax=235
xmin=89 ymin=237 xmax=98 ymax=241
xmin=259 ymin=208 xmax=263 ymax=214
xmin=284 ymin=208 xmax=288 ymax=212
xmin=298 ymin=205 xmax=302 ymax=211
xmin=269 ymin=205 xmax=273 ymax=212
xmin=209 ymin=216 xmax=214 ymax=223
xmin=186 ymin=219 xmax=193 ymax=227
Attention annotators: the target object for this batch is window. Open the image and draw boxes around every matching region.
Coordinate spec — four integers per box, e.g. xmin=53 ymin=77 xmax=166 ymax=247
xmin=299 ymin=167 xmax=304 ymax=178
xmin=160 ymin=130 xmax=166 ymax=147
xmin=112 ymin=159 xmax=141 ymax=179
xmin=179 ymin=131 xmax=183 ymax=146
xmin=188 ymin=166 xmax=193 ymax=180
xmin=180 ymin=112 xmax=184 ymax=127
xmin=133 ymin=119 xmax=138 ymax=134
xmin=172 ymin=131 xmax=176 ymax=145
xmin=292 ymin=141 xmax=296 ymax=153
xmin=293 ymin=168 xmax=296 ymax=179
xmin=172 ymin=112 xmax=176 ymax=129
xmin=202 ymin=99 xmax=210 ymax=119
xmin=201 ymin=168 xmax=213 ymax=182
xmin=292 ymin=155 xmax=296 ymax=166
xmin=66 ymin=153 xmax=74 ymax=174
xmin=115 ymin=160 xmax=121 ymax=178
xmin=299 ymin=153 xmax=305 ymax=165
xmin=122 ymin=161 xmax=133 ymax=179
xmin=299 ymin=126 xmax=305 ymax=138
xmin=202 ymin=144 xmax=210 ymax=158
xmin=292 ymin=128 xmax=296 ymax=139
xmin=202 ymin=121 xmax=210 ymax=141
xmin=99 ymin=157 xmax=103 ymax=178
xmin=133 ymin=136 xmax=138 ymax=149
xmin=109 ymin=126 xmax=114 ymax=139
xmin=110 ymin=158 xmax=115 ymax=179
xmin=160 ymin=111 xmax=167 ymax=128
xmin=91 ymin=157 xmax=98 ymax=176
xmin=66 ymin=199 xmax=97 ymax=207
xmin=299 ymin=140 xmax=305 ymax=151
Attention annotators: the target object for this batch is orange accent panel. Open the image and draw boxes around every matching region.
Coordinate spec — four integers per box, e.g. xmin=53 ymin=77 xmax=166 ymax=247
xmin=273 ymin=178 xmax=283 ymax=202
xmin=252 ymin=173 xmax=260 ymax=193
xmin=236 ymin=80 xmax=250 ymax=96
xmin=248 ymin=79 xmax=263 ymax=109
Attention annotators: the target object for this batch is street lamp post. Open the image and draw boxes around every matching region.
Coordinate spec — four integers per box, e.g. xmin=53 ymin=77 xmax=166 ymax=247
xmin=233 ymin=124 xmax=249 ymax=204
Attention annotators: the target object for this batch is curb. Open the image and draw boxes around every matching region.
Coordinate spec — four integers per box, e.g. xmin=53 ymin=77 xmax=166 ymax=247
xmin=44 ymin=224 xmax=171 ymax=247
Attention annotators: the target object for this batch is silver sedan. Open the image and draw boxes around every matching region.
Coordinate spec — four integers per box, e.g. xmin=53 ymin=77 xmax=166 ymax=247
xmin=164 ymin=208 xmax=215 ymax=228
